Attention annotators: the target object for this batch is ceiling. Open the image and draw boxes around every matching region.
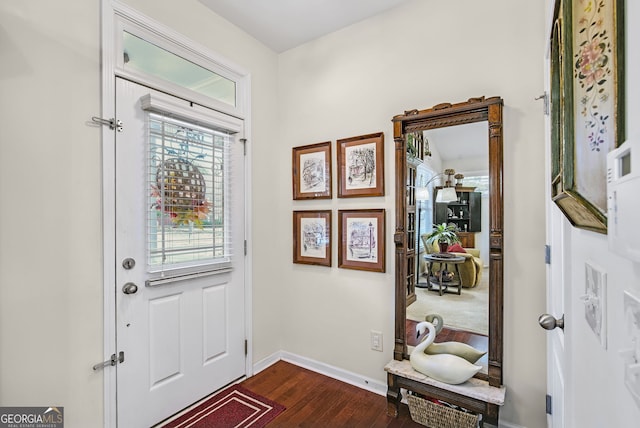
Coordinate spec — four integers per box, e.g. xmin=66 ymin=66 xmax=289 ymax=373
xmin=195 ymin=0 xmax=484 ymax=165
xmin=426 ymin=122 xmax=489 ymax=164
xmin=198 ymin=0 xmax=413 ymax=53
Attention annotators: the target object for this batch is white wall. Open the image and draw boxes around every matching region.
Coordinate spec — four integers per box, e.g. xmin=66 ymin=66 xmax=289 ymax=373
xmin=563 ymin=1 xmax=640 ymax=426
xmin=277 ymin=1 xmax=546 ymax=426
xmin=0 ymin=2 xmax=103 ymax=426
xmin=0 ymin=1 xmax=278 ymax=427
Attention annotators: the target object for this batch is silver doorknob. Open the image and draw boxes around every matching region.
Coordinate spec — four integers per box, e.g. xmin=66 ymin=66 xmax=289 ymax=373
xmin=122 ymin=282 xmax=138 ymax=295
xmin=538 ymin=313 xmax=564 ymax=330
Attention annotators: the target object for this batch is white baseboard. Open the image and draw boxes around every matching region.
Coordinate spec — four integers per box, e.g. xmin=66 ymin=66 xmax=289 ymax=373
xmin=252 ymin=351 xmax=282 ymax=375
xmin=252 ymin=351 xmax=387 ymax=396
xmin=465 ymin=418 xmax=524 ymax=428
xmin=252 ymin=352 xmax=522 ymax=428
xmin=498 ymin=421 xmax=526 ymax=428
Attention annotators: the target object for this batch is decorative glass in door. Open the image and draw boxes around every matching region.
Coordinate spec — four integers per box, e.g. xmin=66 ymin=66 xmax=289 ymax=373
xmin=147 ymin=113 xmax=231 ymax=270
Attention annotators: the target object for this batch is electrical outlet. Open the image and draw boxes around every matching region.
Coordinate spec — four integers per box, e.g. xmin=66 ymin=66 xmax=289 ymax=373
xmin=370 ymin=331 xmax=383 ymax=352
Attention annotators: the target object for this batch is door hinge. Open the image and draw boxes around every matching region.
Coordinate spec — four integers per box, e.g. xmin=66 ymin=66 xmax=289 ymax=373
xmin=244 ymin=340 xmax=248 ymax=356
xmin=241 ymin=138 xmax=247 ymax=156
xmin=91 ymin=116 xmax=123 ymax=132
xmin=244 ymin=240 xmax=247 ymax=256
xmin=92 ymin=351 xmax=125 ymax=371
xmin=546 ymin=394 xmax=552 ymax=415
xmin=545 ymin=245 xmax=551 ymax=265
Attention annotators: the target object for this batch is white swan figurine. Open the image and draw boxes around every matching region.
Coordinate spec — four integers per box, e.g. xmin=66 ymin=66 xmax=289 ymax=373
xmin=421 ymin=314 xmax=486 ymax=363
xmin=425 ymin=340 xmax=487 ymax=364
xmin=410 ymin=321 xmax=482 ymax=384
xmin=424 ymin=314 xmax=445 ymax=334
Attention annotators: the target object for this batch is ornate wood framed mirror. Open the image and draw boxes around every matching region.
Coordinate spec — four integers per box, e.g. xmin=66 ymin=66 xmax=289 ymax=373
xmin=393 ymin=96 xmax=504 ymax=387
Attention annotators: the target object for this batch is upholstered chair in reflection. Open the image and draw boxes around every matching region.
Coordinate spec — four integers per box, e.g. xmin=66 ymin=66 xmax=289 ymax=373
xmin=420 ymin=235 xmax=483 ymax=288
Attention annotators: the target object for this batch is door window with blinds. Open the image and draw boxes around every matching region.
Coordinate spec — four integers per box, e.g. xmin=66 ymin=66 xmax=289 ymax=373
xmin=148 ymin=113 xmax=232 ymax=273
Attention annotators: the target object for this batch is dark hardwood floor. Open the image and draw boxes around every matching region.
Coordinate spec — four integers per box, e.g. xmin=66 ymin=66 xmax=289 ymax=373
xmin=240 ymin=360 xmax=423 ymax=427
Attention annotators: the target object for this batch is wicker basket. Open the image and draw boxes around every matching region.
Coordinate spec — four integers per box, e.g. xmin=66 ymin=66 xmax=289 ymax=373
xmin=407 ymin=394 xmax=480 ymax=428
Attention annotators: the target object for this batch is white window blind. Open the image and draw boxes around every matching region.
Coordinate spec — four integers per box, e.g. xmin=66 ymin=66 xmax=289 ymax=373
xmin=147 ymin=113 xmax=233 ymax=274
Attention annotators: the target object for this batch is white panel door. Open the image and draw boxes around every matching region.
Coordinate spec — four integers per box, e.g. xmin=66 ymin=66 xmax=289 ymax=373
xmin=115 ymin=78 xmax=246 ymax=427
xmin=546 ymin=205 xmax=567 ymax=428
xmin=545 ymin=14 xmax=567 ymax=423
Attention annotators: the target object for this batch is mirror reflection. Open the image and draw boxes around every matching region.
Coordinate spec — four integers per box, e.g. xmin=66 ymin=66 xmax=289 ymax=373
xmin=406 ymin=122 xmax=490 ymax=374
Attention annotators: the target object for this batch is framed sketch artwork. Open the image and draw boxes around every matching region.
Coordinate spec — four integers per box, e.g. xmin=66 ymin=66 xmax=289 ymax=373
xmin=338 ymin=209 xmax=385 ymax=272
xmin=292 ymin=142 xmax=332 ymax=200
xmin=337 ymin=132 xmax=384 ymax=198
xmin=293 ymin=210 xmax=331 ymax=267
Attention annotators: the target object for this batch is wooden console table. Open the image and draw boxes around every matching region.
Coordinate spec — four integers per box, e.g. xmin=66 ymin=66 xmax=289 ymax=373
xmin=385 ymin=360 xmax=506 ymax=426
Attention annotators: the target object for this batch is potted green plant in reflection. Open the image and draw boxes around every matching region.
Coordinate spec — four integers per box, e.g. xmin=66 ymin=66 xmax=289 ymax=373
xmin=424 ymin=223 xmax=460 ymax=253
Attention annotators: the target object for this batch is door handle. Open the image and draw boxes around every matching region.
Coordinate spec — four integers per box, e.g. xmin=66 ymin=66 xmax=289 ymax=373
xmin=122 ymin=282 xmax=139 ymax=295
xmin=538 ymin=313 xmax=564 ymax=330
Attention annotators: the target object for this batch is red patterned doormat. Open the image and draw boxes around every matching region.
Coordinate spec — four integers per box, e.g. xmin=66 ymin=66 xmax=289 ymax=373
xmin=159 ymin=385 xmax=286 ymax=428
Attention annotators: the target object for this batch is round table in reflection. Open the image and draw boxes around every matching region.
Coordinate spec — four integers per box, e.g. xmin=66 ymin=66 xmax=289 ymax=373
xmin=422 ymin=254 xmax=465 ymax=296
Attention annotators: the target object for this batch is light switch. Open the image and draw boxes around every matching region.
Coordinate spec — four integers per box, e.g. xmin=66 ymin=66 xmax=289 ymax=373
xmin=582 ymin=262 xmax=607 ymax=349
xmin=622 ymin=291 xmax=640 ymax=409
xmin=370 ymin=331 xmax=383 ymax=352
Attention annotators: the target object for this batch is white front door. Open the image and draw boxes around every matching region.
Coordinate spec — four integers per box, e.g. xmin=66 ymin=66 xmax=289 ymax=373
xmin=544 ymin=19 xmax=567 ymax=423
xmin=115 ymin=78 xmax=246 ymax=427
xmin=545 ymin=205 xmax=568 ymax=428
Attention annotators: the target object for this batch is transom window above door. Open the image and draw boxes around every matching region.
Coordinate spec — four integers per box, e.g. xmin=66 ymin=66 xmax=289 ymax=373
xmin=113 ymin=7 xmax=248 ymax=118
xmin=123 ymin=32 xmax=236 ymax=107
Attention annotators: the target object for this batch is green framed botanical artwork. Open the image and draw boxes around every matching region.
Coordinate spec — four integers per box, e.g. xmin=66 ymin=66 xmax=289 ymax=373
xmin=550 ymin=0 xmax=625 ymax=233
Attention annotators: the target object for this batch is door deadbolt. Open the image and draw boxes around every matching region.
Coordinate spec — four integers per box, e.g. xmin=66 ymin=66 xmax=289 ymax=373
xmin=122 ymin=258 xmax=136 ymax=270
xmin=122 ymin=282 xmax=138 ymax=295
